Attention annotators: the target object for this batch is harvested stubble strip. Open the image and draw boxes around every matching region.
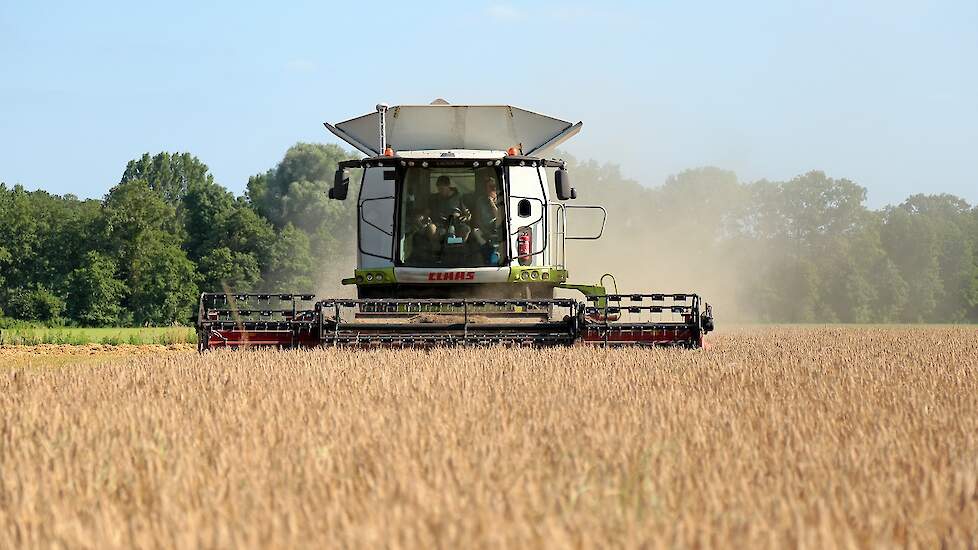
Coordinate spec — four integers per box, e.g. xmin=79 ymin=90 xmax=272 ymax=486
xmin=0 ymin=343 xmax=195 ymax=359
xmin=0 ymin=326 xmax=976 ymax=548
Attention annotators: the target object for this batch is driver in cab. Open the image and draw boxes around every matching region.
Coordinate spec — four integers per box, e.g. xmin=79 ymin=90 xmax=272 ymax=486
xmin=424 ymin=175 xmax=471 ymax=244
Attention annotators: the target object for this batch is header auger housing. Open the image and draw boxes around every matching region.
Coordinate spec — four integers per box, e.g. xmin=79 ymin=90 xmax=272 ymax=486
xmin=197 ymin=101 xmax=714 ymax=350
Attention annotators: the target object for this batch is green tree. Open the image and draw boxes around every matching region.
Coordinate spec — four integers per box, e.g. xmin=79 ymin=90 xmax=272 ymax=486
xmin=0 ymin=185 xmax=48 ymax=292
xmin=5 ymin=286 xmax=65 ymax=323
xmin=181 ymin=179 xmax=237 ymax=263
xmin=198 ymin=247 xmax=261 ymax=294
xmin=0 ymin=245 xmax=9 ymax=289
xmin=246 ymin=143 xmax=359 ymax=288
xmin=0 ymin=184 xmax=102 ymax=318
xmin=898 ymin=194 xmax=975 ymax=321
xmin=121 ymin=152 xmax=214 ymax=209
xmin=0 ymin=185 xmax=10 ymax=289
xmin=98 ymin=179 xmax=198 ymax=324
xmin=881 ymin=207 xmax=942 ymax=322
xmin=99 ymin=179 xmax=178 ymax=268
xmin=66 ymin=252 xmax=127 ymax=326
xmin=740 ymin=172 xmax=876 ymax=321
xmin=247 ymin=143 xmax=352 ymax=226
xmin=224 ymin=205 xmax=276 ymax=264
xmin=263 ymin=224 xmax=314 ymax=290
xmin=128 ymin=234 xmax=200 ymax=325
xmin=970 ymin=207 xmax=978 ymax=320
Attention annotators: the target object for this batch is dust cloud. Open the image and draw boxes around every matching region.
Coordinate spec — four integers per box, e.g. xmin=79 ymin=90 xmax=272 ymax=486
xmin=553 ymin=163 xmax=753 ymax=321
xmin=559 ymin=231 xmax=745 ymax=320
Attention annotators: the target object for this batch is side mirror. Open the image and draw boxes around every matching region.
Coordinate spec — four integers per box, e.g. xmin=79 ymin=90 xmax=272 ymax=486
xmin=329 ymin=168 xmax=350 ymax=200
xmin=555 ymin=168 xmax=575 ymax=201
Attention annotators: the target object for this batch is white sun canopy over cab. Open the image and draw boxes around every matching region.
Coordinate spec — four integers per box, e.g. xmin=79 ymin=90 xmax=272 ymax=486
xmin=324 ymin=103 xmax=582 ymax=157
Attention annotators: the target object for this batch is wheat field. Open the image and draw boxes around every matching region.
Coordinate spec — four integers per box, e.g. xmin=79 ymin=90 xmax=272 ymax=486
xmin=1 ymin=326 xmax=977 ymax=548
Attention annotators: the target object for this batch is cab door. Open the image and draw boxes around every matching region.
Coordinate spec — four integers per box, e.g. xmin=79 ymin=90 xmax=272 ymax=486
xmin=507 ymin=165 xmax=549 ymax=267
xmin=358 ymin=167 xmax=395 ymax=269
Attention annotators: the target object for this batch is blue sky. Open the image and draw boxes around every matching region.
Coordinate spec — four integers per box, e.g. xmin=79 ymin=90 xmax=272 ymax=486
xmin=2 ymin=0 xmax=976 ymax=207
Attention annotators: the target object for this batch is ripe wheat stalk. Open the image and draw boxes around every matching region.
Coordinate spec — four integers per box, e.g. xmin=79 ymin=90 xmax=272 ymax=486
xmin=1 ymin=326 xmax=976 ymax=548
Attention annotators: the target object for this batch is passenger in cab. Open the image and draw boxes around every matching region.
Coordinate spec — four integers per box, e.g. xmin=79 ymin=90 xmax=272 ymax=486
xmin=469 ymin=175 xmax=503 ymax=264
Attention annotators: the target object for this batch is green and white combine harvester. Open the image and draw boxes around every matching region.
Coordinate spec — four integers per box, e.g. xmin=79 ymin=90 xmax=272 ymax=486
xmin=197 ymin=101 xmax=714 ymax=349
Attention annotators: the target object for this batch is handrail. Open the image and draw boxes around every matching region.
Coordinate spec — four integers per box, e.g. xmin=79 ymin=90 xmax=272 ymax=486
xmin=562 ymin=205 xmax=607 ymax=240
xmin=547 ymin=202 xmax=607 ymax=269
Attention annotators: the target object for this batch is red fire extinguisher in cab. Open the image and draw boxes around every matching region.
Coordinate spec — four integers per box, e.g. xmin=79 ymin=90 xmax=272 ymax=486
xmin=517 ymin=227 xmax=532 ymax=266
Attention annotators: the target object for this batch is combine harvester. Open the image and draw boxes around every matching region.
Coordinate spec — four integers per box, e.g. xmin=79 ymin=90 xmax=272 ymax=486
xmin=197 ymin=102 xmax=714 ymax=349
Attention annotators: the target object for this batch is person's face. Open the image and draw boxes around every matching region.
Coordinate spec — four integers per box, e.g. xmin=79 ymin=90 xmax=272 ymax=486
xmin=482 ymin=179 xmax=496 ymax=195
xmin=437 ymin=184 xmax=452 ymax=197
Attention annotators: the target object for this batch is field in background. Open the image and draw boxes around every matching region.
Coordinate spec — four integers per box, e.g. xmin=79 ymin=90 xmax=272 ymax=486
xmin=1 ymin=326 xmax=977 ymax=548
xmin=0 ymin=326 xmax=195 ymax=346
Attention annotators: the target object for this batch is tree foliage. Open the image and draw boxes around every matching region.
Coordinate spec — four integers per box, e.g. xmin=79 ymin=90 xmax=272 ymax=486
xmin=557 ymin=153 xmax=978 ymax=323
xmin=247 ymin=143 xmax=359 ymax=287
xmin=66 ymin=252 xmax=126 ymax=326
xmin=198 ymin=247 xmax=260 ymax=294
xmin=122 ymin=152 xmax=213 ymax=211
xmin=127 ymin=235 xmax=199 ymax=325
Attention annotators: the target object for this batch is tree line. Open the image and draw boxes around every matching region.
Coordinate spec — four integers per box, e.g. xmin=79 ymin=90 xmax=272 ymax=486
xmin=565 ymin=158 xmax=978 ymax=323
xmin=1 ymin=144 xmax=976 ymax=325
xmin=0 ymin=144 xmax=356 ymax=326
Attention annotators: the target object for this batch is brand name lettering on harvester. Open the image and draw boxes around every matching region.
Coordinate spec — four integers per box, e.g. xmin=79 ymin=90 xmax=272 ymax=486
xmin=427 ymin=271 xmax=476 ymax=281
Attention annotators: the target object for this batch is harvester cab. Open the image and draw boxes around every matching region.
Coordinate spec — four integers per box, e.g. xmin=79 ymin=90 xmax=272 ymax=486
xmin=196 ymin=102 xmax=714 ymax=349
xmin=326 ymin=103 xmax=588 ymax=301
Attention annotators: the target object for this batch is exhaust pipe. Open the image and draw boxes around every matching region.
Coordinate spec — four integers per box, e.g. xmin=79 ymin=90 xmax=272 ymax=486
xmin=376 ymin=103 xmax=389 ymax=154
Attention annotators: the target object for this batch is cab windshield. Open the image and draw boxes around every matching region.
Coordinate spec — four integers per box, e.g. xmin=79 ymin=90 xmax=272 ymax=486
xmin=398 ymin=166 xmax=506 ymax=267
